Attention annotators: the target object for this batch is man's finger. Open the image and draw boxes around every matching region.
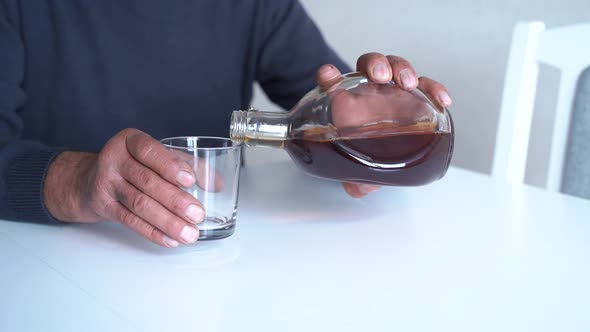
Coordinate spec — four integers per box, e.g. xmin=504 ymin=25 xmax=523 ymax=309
xmin=342 ymin=182 xmax=381 ymax=198
xmin=356 ymin=52 xmax=392 ymax=83
xmin=125 ymin=130 xmax=196 ymax=188
xmin=194 ymin=158 xmax=225 ymax=192
xmin=316 ymin=64 xmax=343 ymax=90
xmin=106 ymin=201 xmax=180 ymax=248
xmin=386 ymin=55 xmax=418 ymax=90
xmin=418 ymin=76 xmax=453 ymax=108
xmin=115 ymin=181 xmax=199 ymax=245
xmin=119 ymin=156 xmax=205 ymax=224
xmin=166 ymin=150 xmax=225 ymax=193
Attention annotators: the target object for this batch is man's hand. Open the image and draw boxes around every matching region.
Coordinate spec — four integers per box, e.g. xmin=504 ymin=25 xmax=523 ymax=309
xmin=315 ymin=52 xmax=453 ymax=198
xmin=43 ymin=128 xmax=206 ymax=247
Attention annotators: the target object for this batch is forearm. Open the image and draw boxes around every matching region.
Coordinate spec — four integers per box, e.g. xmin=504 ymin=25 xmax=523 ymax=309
xmin=43 ymin=151 xmax=102 ymax=223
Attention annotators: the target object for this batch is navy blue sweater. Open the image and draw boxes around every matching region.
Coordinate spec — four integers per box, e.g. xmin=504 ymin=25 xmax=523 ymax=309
xmin=0 ymin=0 xmax=348 ymax=223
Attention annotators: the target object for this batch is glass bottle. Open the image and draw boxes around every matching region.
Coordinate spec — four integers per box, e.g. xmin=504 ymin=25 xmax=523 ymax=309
xmin=230 ymin=72 xmax=454 ymax=186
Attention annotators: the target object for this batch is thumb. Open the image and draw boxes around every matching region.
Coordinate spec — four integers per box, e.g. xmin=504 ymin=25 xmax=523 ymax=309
xmin=342 ymin=182 xmax=381 ymax=198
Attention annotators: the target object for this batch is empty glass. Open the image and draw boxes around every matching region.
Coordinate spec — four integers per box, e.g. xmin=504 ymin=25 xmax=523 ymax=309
xmin=160 ymin=137 xmax=242 ymax=240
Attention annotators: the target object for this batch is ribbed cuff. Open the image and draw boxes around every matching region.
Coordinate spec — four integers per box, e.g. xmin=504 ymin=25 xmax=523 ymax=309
xmin=6 ymin=148 xmax=65 ymax=224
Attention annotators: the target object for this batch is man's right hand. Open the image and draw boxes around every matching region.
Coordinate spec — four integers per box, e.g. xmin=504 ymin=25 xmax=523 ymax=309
xmin=43 ymin=128 xmax=205 ymax=247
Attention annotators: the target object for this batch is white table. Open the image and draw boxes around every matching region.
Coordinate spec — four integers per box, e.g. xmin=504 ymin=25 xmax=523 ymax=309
xmin=1 ymin=161 xmax=589 ymax=332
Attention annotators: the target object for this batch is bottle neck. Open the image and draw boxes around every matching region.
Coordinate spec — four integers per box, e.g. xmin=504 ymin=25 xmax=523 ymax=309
xmin=230 ymin=109 xmax=289 ymax=148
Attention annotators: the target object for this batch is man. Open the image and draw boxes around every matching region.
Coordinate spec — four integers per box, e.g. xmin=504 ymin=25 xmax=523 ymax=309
xmin=0 ymin=0 xmax=451 ymax=247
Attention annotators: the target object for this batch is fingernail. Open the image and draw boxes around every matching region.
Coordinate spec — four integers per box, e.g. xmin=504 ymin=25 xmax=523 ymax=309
xmin=185 ymin=204 xmax=205 ymax=223
xmin=319 ymin=64 xmax=335 ymax=75
xmin=438 ymin=92 xmax=452 ymax=106
xmin=176 ymin=170 xmax=195 ymax=187
xmin=359 ymin=184 xmax=380 ymax=195
xmin=372 ymin=63 xmax=390 ymax=81
xmin=163 ymin=236 xmax=179 ymax=248
xmin=400 ymin=69 xmax=417 ymax=88
xmin=180 ymin=225 xmax=199 ymax=243
xmin=318 ymin=65 xmax=338 ymax=81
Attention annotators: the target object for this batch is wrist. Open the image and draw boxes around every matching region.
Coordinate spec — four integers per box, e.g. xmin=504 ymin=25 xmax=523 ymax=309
xmin=43 ymin=151 xmax=101 ymax=222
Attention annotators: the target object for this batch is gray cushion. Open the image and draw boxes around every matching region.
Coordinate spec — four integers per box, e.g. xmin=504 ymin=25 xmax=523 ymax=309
xmin=562 ymin=66 xmax=590 ymax=199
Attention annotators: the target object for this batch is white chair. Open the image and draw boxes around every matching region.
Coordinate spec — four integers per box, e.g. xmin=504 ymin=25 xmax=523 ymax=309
xmin=492 ymin=21 xmax=590 ymax=191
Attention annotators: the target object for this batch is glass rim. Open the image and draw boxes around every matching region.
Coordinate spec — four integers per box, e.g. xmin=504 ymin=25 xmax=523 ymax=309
xmin=160 ymin=136 xmax=242 ymax=151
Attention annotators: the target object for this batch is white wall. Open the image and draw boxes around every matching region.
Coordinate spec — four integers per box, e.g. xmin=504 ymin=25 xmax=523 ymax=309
xmin=249 ymin=0 xmax=590 ymax=184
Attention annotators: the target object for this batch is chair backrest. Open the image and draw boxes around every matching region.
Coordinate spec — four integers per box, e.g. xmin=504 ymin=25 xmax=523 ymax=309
xmin=492 ymin=21 xmax=590 ymax=191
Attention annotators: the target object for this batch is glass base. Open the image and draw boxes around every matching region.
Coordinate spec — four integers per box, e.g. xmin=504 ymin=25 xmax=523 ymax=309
xmin=198 ymin=217 xmax=236 ymax=241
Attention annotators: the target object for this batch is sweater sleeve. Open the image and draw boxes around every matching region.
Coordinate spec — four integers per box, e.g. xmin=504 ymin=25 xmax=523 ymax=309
xmin=255 ymin=0 xmax=352 ymax=110
xmin=0 ymin=7 xmax=63 ymax=224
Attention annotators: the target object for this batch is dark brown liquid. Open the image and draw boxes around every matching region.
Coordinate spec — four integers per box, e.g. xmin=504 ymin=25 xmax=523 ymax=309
xmin=284 ymin=126 xmax=454 ymax=186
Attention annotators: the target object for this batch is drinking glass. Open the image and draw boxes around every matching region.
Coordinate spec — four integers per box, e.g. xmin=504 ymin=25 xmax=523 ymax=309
xmin=160 ymin=137 xmax=242 ymax=240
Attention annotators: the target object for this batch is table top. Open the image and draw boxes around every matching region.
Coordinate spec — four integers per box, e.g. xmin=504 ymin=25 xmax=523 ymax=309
xmin=1 ymin=161 xmax=589 ymax=332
